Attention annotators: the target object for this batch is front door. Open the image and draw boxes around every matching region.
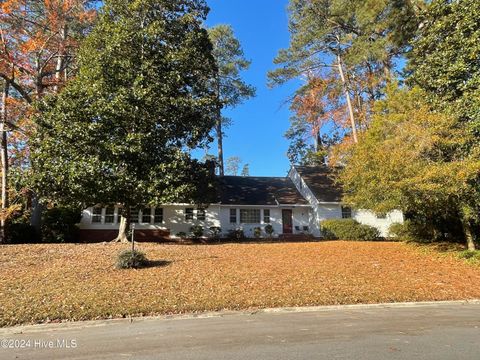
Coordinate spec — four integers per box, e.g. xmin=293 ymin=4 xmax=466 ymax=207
xmin=282 ymin=209 xmax=293 ymax=234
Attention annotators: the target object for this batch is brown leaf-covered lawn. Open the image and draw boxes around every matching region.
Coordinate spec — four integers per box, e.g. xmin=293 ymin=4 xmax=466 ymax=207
xmin=1 ymin=241 xmax=480 ymax=327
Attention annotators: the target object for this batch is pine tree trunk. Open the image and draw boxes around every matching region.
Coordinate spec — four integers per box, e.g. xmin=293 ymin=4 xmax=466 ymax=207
xmin=215 ymin=72 xmax=224 ymax=176
xmin=54 ymin=24 xmax=68 ymax=92
xmin=337 ymin=54 xmax=358 ymax=144
xmin=113 ymin=207 xmax=130 ymax=243
xmin=0 ymin=80 xmax=9 ymax=243
xmin=462 ymin=220 xmax=476 ymax=251
xmin=383 ymin=60 xmax=393 ymax=83
xmin=216 ymin=113 xmax=224 ymax=176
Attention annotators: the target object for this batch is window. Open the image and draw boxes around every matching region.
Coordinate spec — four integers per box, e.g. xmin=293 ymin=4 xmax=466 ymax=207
xmin=105 ymin=207 xmax=115 ymax=224
xmin=263 ymin=209 xmax=270 ymax=223
xmin=130 ymin=207 xmax=139 ymax=223
xmin=92 ymin=207 xmax=102 ymax=223
xmin=229 ymin=208 xmax=237 ymax=224
xmin=142 ymin=208 xmax=152 ymax=224
xmin=240 ymin=209 xmax=261 ymax=224
xmin=185 ymin=208 xmax=194 ymax=221
xmin=341 ymin=206 xmax=352 ymax=219
xmin=154 ymin=208 xmax=163 ymax=224
xmin=197 ymin=208 xmax=206 ymax=221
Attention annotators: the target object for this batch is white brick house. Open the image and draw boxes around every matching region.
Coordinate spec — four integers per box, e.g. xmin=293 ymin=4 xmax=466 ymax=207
xmin=78 ymin=165 xmax=403 ymax=241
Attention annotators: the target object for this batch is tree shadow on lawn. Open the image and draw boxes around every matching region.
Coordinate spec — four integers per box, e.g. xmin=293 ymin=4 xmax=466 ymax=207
xmin=407 ymin=240 xmax=466 ymax=253
xmin=144 ymin=259 xmax=172 ymax=268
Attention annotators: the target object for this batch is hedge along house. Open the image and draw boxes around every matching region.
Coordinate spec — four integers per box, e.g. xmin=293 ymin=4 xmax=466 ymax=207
xmin=288 ymin=166 xmax=404 ymax=237
xmin=78 ymin=165 xmax=403 ymax=241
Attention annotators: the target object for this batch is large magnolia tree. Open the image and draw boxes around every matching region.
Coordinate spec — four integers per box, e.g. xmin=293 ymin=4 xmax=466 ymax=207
xmin=31 ymin=0 xmax=219 ymax=242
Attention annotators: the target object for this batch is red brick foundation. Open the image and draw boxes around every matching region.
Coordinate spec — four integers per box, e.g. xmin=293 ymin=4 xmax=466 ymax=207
xmin=78 ymin=229 xmax=171 ymax=243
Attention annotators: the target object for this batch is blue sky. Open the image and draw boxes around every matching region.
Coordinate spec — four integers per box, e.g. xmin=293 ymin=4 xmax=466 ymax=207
xmin=204 ymin=0 xmax=298 ymax=177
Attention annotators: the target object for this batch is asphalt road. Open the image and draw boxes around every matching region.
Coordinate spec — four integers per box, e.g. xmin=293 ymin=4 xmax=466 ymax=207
xmin=1 ymin=302 xmax=479 ymax=360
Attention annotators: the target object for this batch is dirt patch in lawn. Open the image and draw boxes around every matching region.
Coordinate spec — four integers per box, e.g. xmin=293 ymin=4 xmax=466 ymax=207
xmin=1 ymin=241 xmax=480 ymax=327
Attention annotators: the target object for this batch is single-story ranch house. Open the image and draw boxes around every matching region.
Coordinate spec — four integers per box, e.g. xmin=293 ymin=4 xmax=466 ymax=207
xmin=78 ymin=165 xmax=403 ymax=241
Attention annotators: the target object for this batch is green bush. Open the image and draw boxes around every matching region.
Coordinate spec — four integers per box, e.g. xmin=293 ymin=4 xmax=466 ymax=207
xmin=253 ymin=227 xmax=262 ymax=239
xmin=116 ymin=250 xmax=148 ymax=269
xmin=388 ymin=222 xmax=414 ymax=241
xmin=388 ymin=220 xmax=440 ymax=242
xmin=458 ymin=250 xmax=480 ymax=260
xmin=190 ymin=225 xmax=204 ymax=238
xmin=41 ymin=207 xmax=82 ymax=243
xmin=5 ymin=222 xmax=38 ymax=244
xmin=228 ymin=229 xmax=245 ymax=241
xmin=209 ymin=226 xmax=221 ymax=240
xmin=321 ymin=219 xmax=380 ymax=241
xmin=264 ymin=224 xmax=274 ymax=237
xmin=176 ymin=231 xmax=187 ymax=238
xmin=388 ymin=222 xmax=406 ymax=240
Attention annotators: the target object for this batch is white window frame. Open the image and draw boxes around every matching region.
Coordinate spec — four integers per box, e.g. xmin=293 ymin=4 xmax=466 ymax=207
xmin=240 ymin=209 xmax=261 ymax=224
xmin=229 ymin=208 xmax=237 ymax=224
xmin=263 ymin=209 xmax=271 ymax=224
xmin=154 ymin=208 xmax=164 ymax=224
xmin=341 ymin=206 xmax=352 ymax=219
xmin=185 ymin=208 xmax=194 ymax=221
xmin=130 ymin=207 xmax=140 ymax=224
xmin=196 ymin=208 xmax=206 ymax=221
xmin=92 ymin=206 xmax=102 ymax=224
xmin=105 ymin=206 xmax=115 ymax=224
xmin=141 ymin=207 xmax=152 ymax=224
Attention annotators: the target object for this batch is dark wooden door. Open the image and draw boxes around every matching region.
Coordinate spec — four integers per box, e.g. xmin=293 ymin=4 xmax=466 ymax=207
xmin=282 ymin=209 xmax=293 ymax=234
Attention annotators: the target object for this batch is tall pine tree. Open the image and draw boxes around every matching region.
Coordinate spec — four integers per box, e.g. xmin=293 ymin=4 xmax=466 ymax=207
xmin=208 ymin=25 xmax=255 ymax=176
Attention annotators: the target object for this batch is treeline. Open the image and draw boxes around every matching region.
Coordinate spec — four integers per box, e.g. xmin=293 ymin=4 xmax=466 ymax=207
xmin=0 ymin=0 xmax=253 ymax=243
xmin=269 ymin=0 xmax=480 ymax=250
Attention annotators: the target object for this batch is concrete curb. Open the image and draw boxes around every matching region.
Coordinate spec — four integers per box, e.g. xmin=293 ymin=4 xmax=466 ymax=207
xmin=258 ymin=299 xmax=480 ymax=313
xmin=2 ymin=299 xmax=480 ymax=334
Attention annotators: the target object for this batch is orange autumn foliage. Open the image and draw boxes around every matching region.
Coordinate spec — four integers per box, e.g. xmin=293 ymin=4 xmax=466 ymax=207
xmin=0 ymin=0 xmax=97 ymax=167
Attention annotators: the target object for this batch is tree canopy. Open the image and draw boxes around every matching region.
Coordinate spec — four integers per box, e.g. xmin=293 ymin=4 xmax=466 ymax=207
xmin=208 ymin=24 xmax=255 ymax=176
xmin=31 ymin=0 xmax=219 ymax=241
xmin=269 ymin=0 xmax=423 ymax=163
xmin=409 ymin=0 xmax=480 ymax=132
xmin=337 ymin=86 xmax=480 ymax=249
xmin=0 ymin=0 xmax=99 ymax=238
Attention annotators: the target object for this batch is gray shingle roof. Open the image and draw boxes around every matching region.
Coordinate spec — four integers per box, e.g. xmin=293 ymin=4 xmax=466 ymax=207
xmin=293 ymin=165 xmax=343 ymax=203
xmin=218 ymin=176 xmax=308 ymax=205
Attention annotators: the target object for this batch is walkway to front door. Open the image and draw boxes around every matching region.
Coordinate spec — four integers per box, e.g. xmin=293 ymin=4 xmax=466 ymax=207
xmin=282 ymin=209 xmax=293 ymax=234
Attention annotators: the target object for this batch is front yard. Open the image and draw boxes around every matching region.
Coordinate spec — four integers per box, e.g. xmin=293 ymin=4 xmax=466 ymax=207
xmin=1 ymin=241 xmax=480 ymax=327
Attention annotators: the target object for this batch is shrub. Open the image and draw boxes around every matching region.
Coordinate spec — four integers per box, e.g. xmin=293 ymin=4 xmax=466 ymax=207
xmin=253 ymin=227 xmax=262 ymax=239
xmin=458 ymin=250 xmax=480 ymax=260
xmin=264 ymin=224 xmax=274 ymax=237
xmin=116 ymin=250 xmax=149 ymax=269
xmin=41 ymin=207 xmax=82 ymax=243
xmin=228 ymin=229 xmax=245 ymax=241
xmin=321 ymin=219 xmax=380 ymax=241
xmin=5 ymin=222 xmax=38 ymax=244
xmin=388 ymin=222 xmax=413 ymax=241
xmin=176 ymin=232 xmax=187 ymax=238
xmin=190 ymin=225 xmax=204 ymax=238
xmin=209 ymin=226 xmax=222 ymax=240
xmin=388 ymin=220 xmax=439 ymax=242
